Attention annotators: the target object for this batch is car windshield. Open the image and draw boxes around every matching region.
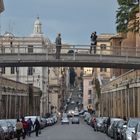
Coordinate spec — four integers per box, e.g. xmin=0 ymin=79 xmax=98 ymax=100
xmin=128 ymin=119 xmax=140 ymax=128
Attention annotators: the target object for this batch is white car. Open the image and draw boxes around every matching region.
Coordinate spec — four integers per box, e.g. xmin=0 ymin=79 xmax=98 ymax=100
xmin=71 ymin=100 xmax=75 ymax=104
xmin=132 ymin=122 xmax=140 ymax=140
xmin=61 ymin=117 xmax=69 ymax=125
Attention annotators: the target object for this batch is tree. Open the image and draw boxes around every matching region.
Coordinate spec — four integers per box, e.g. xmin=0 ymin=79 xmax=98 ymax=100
xmin=116 ymin=0 xmax=139 ymax=33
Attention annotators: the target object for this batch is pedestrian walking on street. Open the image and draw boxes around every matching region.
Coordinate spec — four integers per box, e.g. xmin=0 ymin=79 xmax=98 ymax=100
xmin=34 ymin=118 xmax=40 ymax=137
xmin=21 ymin=117 xmax=28 ymax=139
xmin=55 ymin=33 xmax=62 ymax=59
xmin=27 ymin=118 xmax=33 ymax=137
xmin=90 ymin=31 xmax=97 ymax=54
xmin=16 ymin=118 xmax=23 ymax=140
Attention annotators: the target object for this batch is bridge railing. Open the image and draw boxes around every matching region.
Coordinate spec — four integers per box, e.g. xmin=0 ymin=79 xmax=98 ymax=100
xmin=0 ymin=45 xmax=140 ymax=58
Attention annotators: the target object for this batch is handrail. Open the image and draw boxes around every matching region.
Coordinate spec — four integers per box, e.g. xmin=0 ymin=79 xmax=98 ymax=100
xmin=0 ymin=45 xmax=140 ymax=58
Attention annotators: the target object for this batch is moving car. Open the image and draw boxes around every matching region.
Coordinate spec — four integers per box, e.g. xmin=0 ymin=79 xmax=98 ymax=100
xmin=61 ymin=117 xmax=69 ymax=125
xmin=71 ymin=117 xmax=80 ymax=124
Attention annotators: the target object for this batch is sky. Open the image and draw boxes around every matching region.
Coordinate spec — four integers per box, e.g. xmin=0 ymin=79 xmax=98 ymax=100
xmin=0 ymin=0 xmax=118 ymax=44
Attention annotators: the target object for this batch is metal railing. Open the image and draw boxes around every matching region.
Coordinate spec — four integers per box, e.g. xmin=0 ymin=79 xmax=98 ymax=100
xmin=0 ymin=44 xmax=140 ymax=56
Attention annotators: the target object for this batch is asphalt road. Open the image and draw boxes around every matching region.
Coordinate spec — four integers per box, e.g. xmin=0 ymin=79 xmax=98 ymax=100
xmin=19 ymin=119 xmax=111 ymax=140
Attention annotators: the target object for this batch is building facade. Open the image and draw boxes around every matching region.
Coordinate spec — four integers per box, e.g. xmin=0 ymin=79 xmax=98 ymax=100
xmin=101 ymin=70 xmax=140 ymax=118
xmin=0 ymin=76 xmax=41 ymax=119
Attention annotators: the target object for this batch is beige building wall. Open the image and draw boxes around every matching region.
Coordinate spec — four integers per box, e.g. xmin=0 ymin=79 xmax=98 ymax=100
xmin=83 ymin=75 xmax=93 ymax=110
xmin=0 ymin=76 xmax=40 ymax=119
xmin=101 ymin=70 xmax=140 ymax=118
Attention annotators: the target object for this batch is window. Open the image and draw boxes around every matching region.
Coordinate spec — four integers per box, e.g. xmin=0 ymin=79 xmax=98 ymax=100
xmin=10 ymin=41 xmax=15 ymax=53
xmin=28 ymin=45 xmax=33 ymax=53
xmin=89 ymin=80 xmax=93 ymax=85
xmin=28 ymin=67 xmax=33 ymax=75
xmin=88 ymin=99 xmax=92 ymax=104
xmin=100 ymin=68 xmax=107 ymax=72
xmin=1 ymin=67 xmax=5 ymax=74
xmin=88 ymin=90 xmax=92 ymax=95
xmin=11 ymin=67 xmax=15 ymax=74
xmin=1 ymin=46 xmax=5 ymax=53
xmin=100 ymin=44 xmax=107 ymax=50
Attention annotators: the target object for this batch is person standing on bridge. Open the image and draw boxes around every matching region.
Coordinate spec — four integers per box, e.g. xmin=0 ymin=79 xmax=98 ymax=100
xmin=55 ymin=33 xmax=62 ymax=59
xmin=90 ymin=31 xmax=97 ymax=54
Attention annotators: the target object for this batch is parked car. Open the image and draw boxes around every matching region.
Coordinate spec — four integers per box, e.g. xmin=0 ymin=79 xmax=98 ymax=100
xmin=96 ymin=117 xmax=105 ymax=131
xmin=71 ymin=116 xmax=80 ymax=124
xmin=0 ymin=120 xmax=11 ymax=140
xmin=100 ymin=117 xmax=108 ymax=133
xmin=46 ymin=118 xmax=53 ymax=126
xmin=0 ymin=124 xmax=5 ymax=140
xmin=7 ymin=119 xmax=17 ymax=137
xmin=132 ymin=122 xmax=140 ymax=140
xmin=61 ymin=117 xmax=69 ymax=125
xmin=84 ymin=112 xmax=91 ymax=122
xmin=124 ymin=118 xmax=140 ymax=140
xmin=114 ymin=120 xmax=127 ymax=140
xmin=107 ymin=118 xmax=123 ymax=138
xmin=5 ymin=120 xmax=15 ymax=139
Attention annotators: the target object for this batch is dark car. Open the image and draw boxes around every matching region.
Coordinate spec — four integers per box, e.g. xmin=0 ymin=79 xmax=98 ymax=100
xmin=0 ymin=124 xmax=5 ymax=140
xmin=114 ymin=120 xmax=127 ymax=140
xmin=71 ymin=117 xmax=80 ymax=124
xmin=108 ymin=118 xmax=123 ymax=138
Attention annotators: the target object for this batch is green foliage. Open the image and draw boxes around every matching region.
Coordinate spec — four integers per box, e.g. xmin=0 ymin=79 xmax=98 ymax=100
xmin=116 ymin=0 xmax=139 ymax=33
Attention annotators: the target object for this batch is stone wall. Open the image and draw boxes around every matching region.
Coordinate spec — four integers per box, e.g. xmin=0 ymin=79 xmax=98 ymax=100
xmin=0 ymin=76 xmax=41 ymax=119
xmin=101 ymin=70 xmax=140 ymax=118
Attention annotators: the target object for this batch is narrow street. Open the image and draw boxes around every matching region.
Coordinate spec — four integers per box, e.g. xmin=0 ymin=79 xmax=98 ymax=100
xmin=17 ymin=119 xmax=111 ymax=140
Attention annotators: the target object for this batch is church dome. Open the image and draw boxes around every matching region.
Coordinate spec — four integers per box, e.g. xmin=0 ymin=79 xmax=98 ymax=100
xmin=31 ymin=17 xmax=43 ymax=37
xmin=3 ymin=32 xmax=14 ymax=37
xmin=34 ymin=17 xmax=42 ymax=25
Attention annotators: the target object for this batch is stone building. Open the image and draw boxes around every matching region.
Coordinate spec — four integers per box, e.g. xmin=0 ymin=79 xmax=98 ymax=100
xmin=0 ymin=17 xmax=69 ymax=117
xmin=0 ymin=76 xmax=41 ymax=119
xmin=101 ymin=70 xmax=140 ymax=118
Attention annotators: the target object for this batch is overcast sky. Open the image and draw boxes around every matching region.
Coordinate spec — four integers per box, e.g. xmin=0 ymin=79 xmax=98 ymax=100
xmin=0 ymin=0 xmax=118 ymax=44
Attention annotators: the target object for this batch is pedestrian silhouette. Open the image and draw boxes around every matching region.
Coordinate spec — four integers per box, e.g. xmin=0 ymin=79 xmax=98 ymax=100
xmin=34 ymin=118 xmax=40 ymax=137
xmin=90 ymin=31 xmax=97 ymax=54
xmin=16 ymin=118 xmax=23 ymax=140
xmin=55 ymin=33 xmax=62 ymax=59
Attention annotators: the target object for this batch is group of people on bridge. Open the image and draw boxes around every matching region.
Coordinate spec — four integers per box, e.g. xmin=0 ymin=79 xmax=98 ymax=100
xmin=55 ymin=31 xmax=97 ymax=59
